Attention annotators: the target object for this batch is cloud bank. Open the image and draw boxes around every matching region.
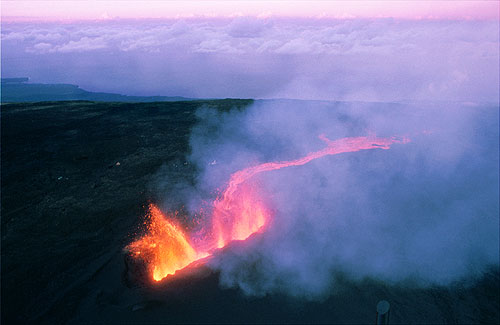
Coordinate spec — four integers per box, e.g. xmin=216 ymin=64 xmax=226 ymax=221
xmin=2 ymin=18 xmax=499 ymax=101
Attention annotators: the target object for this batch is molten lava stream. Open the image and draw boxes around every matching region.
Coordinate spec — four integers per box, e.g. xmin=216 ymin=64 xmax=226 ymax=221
xmin=126 ymin=134 xmax=409 ymax=282
xmin=212 ymin=182 xmax=269 ymax=249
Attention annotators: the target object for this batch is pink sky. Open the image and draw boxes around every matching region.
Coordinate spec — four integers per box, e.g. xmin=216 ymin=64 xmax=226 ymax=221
xmin=2 ymin=0 xmax=499 ymax=21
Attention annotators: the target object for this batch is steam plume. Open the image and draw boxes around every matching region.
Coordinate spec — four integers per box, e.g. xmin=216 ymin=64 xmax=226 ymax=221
xmin=162 ymin=100 xmax=499 ymax=297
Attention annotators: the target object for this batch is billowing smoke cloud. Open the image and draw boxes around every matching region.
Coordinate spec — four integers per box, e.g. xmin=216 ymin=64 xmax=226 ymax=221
xmin=2 ymin=18 xmax=499 ymax=102
xmin=174 ymin=100 xmax=498 ymax=298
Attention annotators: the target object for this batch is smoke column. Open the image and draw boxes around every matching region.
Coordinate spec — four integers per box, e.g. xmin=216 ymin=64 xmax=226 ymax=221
xmin=183 ymin=100 xmax=499 ymax=297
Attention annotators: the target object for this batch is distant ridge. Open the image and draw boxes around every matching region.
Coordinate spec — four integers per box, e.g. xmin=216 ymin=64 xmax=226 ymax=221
xmin=1 ymin=79 xmax=193 ymax=103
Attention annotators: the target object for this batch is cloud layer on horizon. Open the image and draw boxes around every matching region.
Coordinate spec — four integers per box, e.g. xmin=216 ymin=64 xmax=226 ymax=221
xmin=2 ymin=18 xmax=499 ymax=102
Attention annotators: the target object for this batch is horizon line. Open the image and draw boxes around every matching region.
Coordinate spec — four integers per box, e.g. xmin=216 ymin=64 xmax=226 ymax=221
xmin=2 ymin=14 xmax=499 ymax=24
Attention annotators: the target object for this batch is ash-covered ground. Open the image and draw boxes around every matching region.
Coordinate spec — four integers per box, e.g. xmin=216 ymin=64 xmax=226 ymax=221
xmin=1 ymin=100 xmax=499 ymax=324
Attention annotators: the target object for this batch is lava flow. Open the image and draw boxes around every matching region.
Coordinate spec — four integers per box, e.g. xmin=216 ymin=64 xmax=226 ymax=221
xmin=125 ymin=135 xmax=409 ymax=282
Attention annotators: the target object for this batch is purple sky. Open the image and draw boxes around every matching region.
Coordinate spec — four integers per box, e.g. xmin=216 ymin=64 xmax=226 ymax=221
xmin=2 ymin=17 xmax=499 ymax=102
xmin=3 ymin=1 xmax=499 ymax=21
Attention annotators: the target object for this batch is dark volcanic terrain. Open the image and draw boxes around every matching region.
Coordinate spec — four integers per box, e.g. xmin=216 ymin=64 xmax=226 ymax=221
xmin=1 ymin=100 xmax=499 ymax=324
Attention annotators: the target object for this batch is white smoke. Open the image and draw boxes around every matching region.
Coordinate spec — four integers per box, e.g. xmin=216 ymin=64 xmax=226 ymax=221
xmin=181 ymin=100 xmax=499 ymax=298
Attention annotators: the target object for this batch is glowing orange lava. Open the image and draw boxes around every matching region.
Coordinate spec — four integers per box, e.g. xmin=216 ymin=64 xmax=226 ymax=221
xmin=126 ymin=135 xmax=409 ymax=282
xmin=212 ymin=182 xmax=269 ymax=248
xmin=126 ymin=205 xmax=206 ymax=281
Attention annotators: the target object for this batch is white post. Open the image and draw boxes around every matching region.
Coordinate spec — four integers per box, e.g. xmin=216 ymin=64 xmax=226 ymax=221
xmin=376 ymin=300 xmax=390 ymax=325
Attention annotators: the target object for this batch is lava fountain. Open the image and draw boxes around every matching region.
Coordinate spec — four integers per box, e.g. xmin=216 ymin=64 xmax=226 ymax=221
xmin=125 ymin=205 xmax=208 ymax=281
xmin=125 ymin=135 xmax=409 ymax=282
